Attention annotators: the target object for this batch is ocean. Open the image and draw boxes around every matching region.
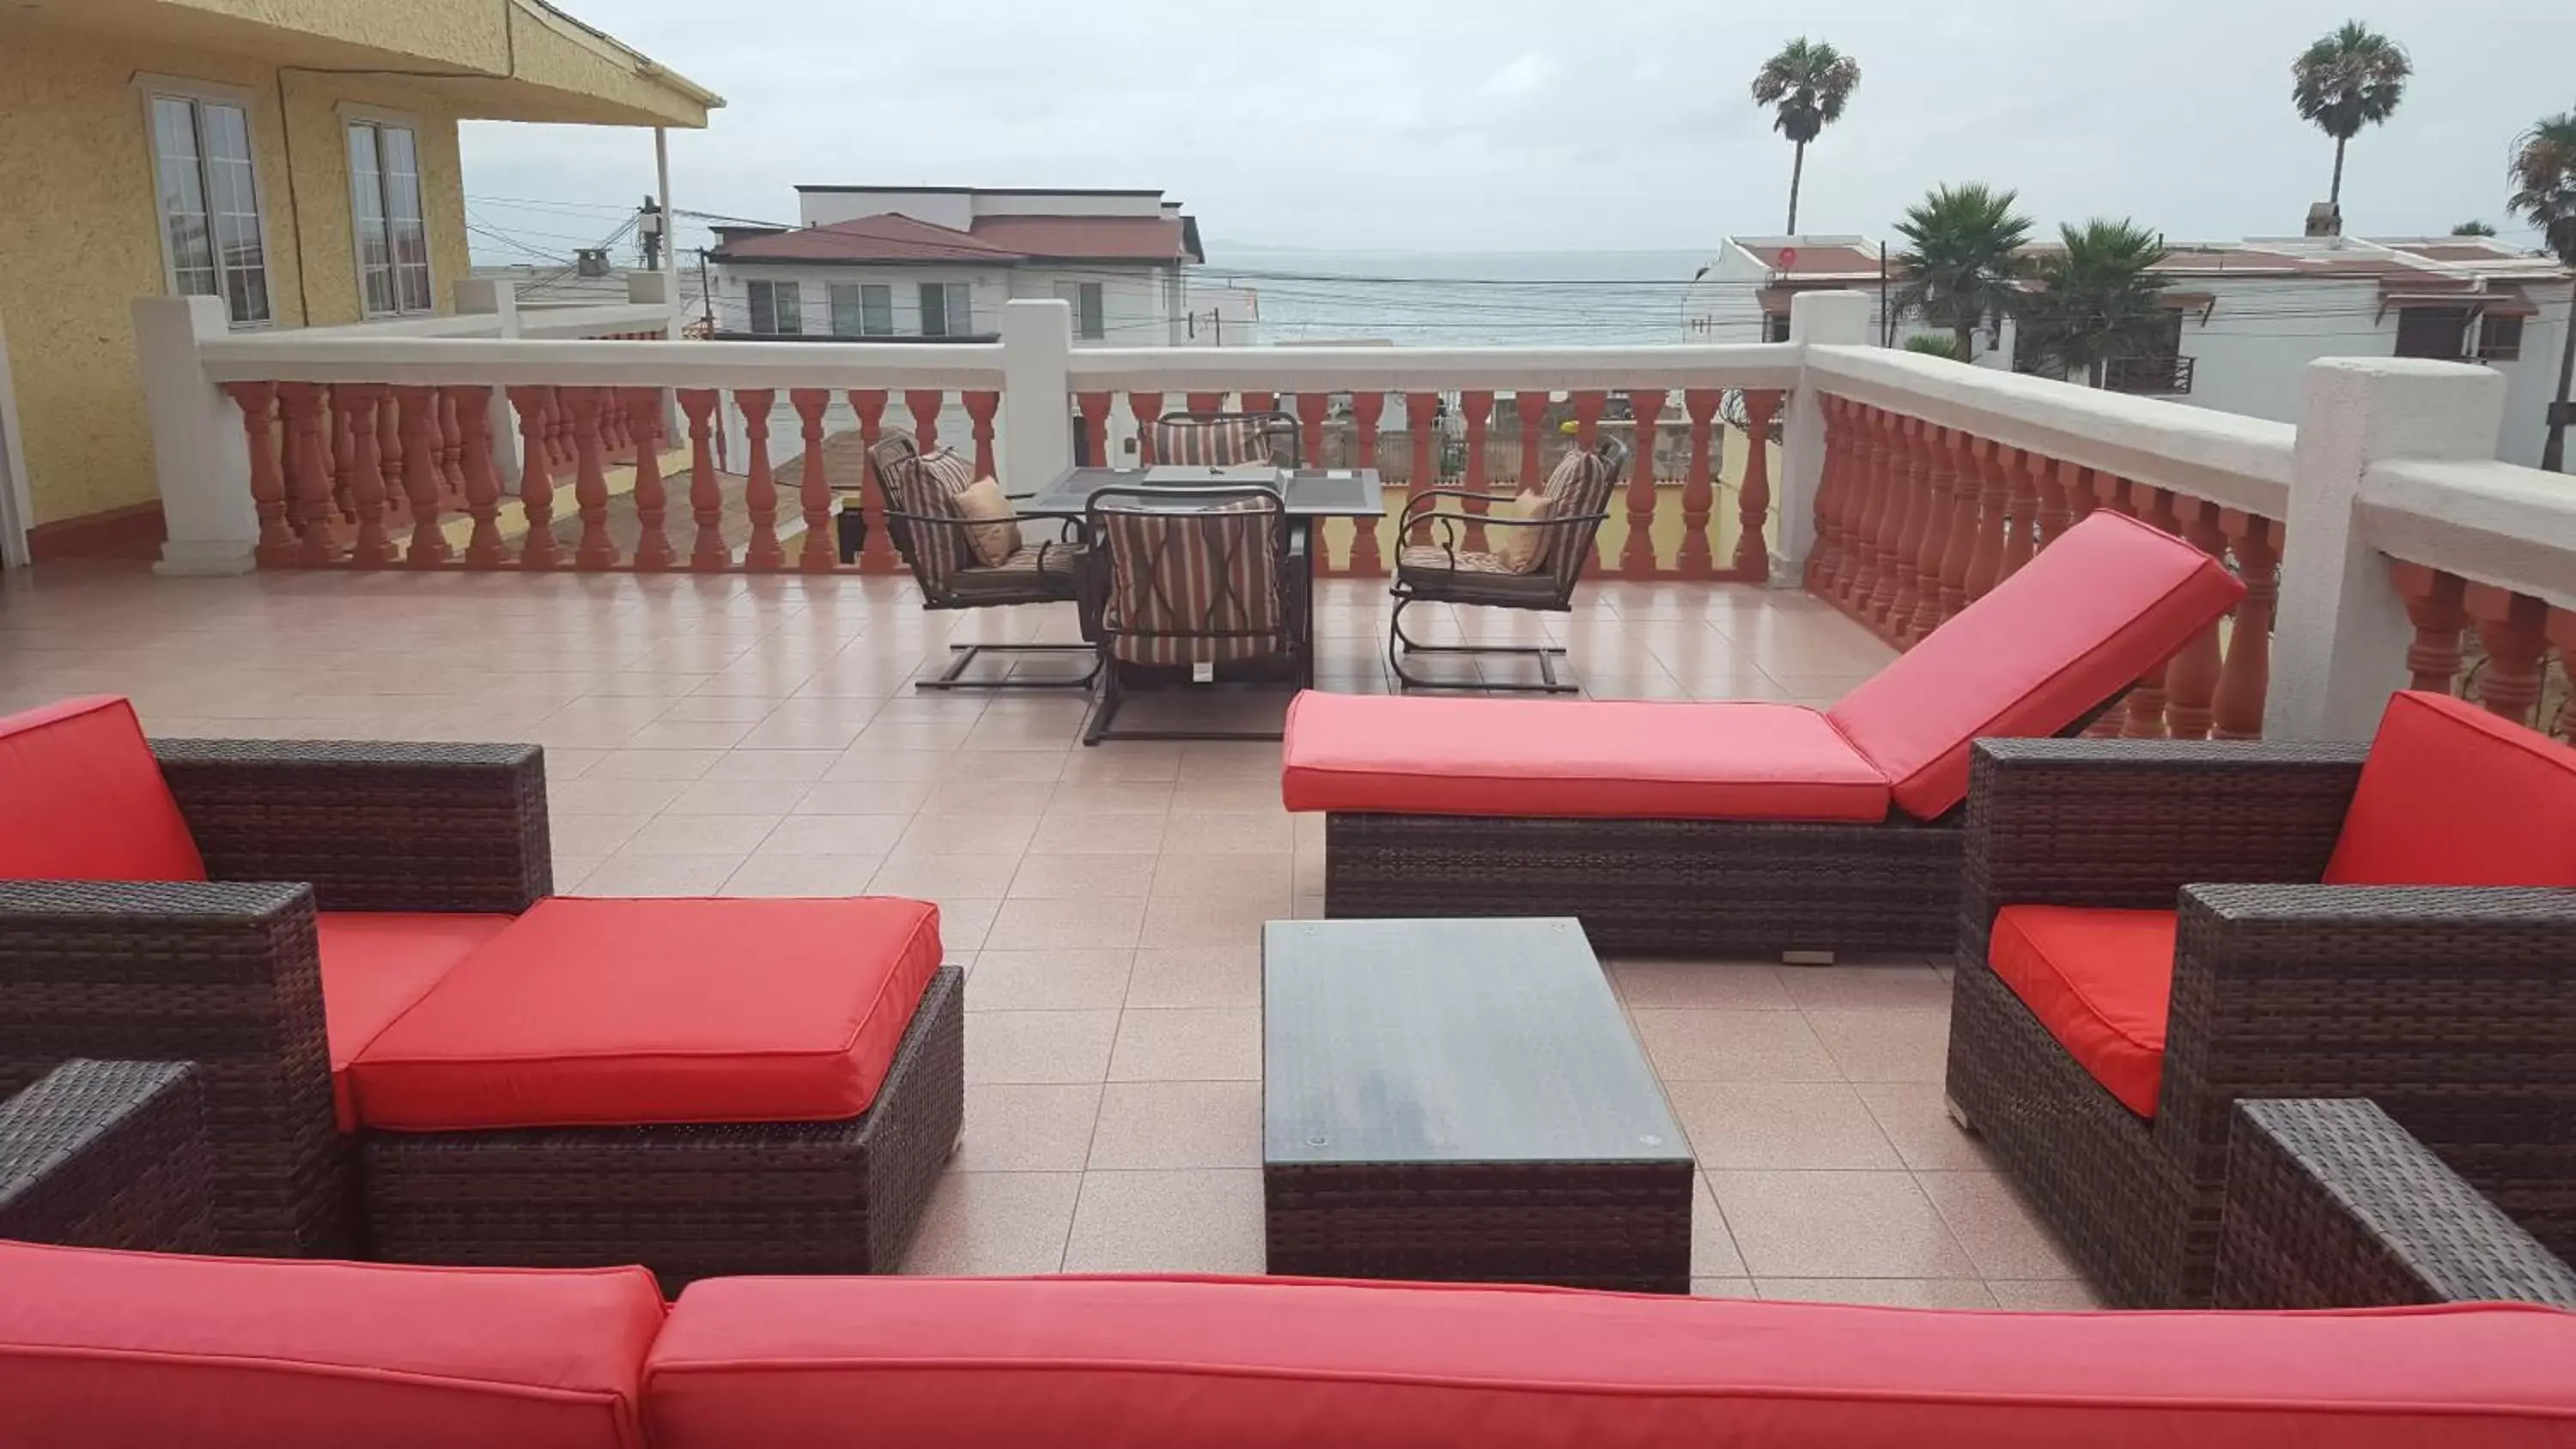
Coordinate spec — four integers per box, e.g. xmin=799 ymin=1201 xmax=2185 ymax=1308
xmin=1195 ymin=246 xmax=1714 ymax=349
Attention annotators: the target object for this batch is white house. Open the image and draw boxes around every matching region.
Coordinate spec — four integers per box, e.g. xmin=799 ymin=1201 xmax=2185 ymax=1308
xmin=707 ymin=185 xmax=1220 ymax=347
xmin=1686 ymin=232 xmax=2573 ymax=468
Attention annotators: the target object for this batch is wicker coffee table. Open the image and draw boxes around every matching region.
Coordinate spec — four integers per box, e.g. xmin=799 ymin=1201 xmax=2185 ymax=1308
xmin=1261 ymin=916 xmax=1694 ymax=1293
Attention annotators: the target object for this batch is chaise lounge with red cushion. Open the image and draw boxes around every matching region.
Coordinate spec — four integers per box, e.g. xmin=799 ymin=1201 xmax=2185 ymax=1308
xmin=0 ymin=696 xmax=962 ymax=1285
xmin=1281 ymin=511 xmax=2246 ymax=957
xmin=1946 ymin=689 xmax=2576 ymax=1307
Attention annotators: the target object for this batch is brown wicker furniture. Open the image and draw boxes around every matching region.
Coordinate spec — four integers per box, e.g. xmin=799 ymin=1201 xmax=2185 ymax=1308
xmin=1262 ymin=917 xmax=1694 ymax=1293
xmin=870 ymin=429 xmax=1097 ymax=691
xmin=1388 ymin=438 xmax=1623 ymax=693
xmin=1945 ymin=734 xmax=2576 ymax=1307
xmin=1152 ymin=409 xmax=1299 ymax=467
xmin=1077 ymin=483 xmax=1304 ymax=744
xmin=0 ymin=1059 xmax=216 ymax=1255
xmin=2216 ymin=1098 xmax=2576 ymax=1309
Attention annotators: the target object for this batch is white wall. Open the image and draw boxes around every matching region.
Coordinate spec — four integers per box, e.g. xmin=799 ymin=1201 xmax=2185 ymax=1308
xmin=1010 ymin=265 xmax=1173 ymax=347
xmin=708 ymin=264 xmax=1012 ymax=338
xmin=797 ymin=190 xmax=1165 ymax=227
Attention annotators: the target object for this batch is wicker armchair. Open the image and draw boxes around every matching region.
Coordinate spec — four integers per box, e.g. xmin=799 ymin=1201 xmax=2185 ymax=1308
xmin=1151 ymin=410 xmax=1299 ymax=468
xmin=870 ymin=430 xmax=1097 ymax=691
xmin=0 ymin=738 xmax=549 ymax=1258
xmin=1944 ymin=736 xmax=2576 ymax=1308
xmin=1078 ymin=484 xmax=1302 ymax=744
xmin=1388 ymin=437 xmax=1623 ymax=692
xmin=0 ymin=1059 xmax=217 ymax=1254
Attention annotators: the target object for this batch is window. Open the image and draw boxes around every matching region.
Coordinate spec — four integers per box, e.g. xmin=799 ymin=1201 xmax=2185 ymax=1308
xmin=1054 ymin=281 xmax=1106 ymax=340
xmin=2479 ymin=313 xmax=2525 ymax=361
xmin=747 ymin=279 xmax=802 ymax=335
xmin=146 ymin=90 xmax=270 ymax=325
xmin=829 ymin=282 xmax=895 ymax=336
xmin=1762 ymin=312 xmax=1791 ymax=343
xmin=347 ymin=118 xmax=433 ymax=316
xmin=2393 ymin=306 xmax=2470 ymax=361
xmin=920 ymin=282 xmax=972 ymax=337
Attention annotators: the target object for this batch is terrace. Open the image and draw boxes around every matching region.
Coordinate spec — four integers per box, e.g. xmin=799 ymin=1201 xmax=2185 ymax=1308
xmin=9 ymin=286 xmax=2572 ymax=1306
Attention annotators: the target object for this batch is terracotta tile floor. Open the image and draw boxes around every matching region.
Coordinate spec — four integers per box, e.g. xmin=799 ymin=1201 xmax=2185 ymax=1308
xmin=0 ymin=561 xmax=2096 ymax=1307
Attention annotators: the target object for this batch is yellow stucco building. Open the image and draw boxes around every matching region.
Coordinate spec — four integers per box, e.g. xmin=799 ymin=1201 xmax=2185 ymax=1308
xmin=0 ymin=0 xmax=716 ymax=558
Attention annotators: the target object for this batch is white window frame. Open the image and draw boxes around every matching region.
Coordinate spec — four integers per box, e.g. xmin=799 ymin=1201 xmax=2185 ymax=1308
xmin=135 ymin=75 xmax=277 ymax=330
xmin=919 ymin=281 xmax=972 ymax=337
xmin=1054 ymin=280 xmax=1106 ymax=340
xmin=860 ymin=282 xmax=894 ymax=336
xmin=747 ymin=278 xmax=802 ymax=336
xmin=340 ymin=104 xmax=436 ymax=318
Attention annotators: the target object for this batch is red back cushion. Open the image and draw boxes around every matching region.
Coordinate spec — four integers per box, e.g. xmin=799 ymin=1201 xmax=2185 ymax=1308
xmin=643 ymin=1275 xmax=2576 ymax=1449
xmin=0 ymin=695 xmax=204 ymax=881
xmin=0 ymin=1240 xmax=662 ymax=1449
xmin=2326 ymin=689 xmax=2576 ymax=885
xmin=1827 ymin=512 xmax=2245 ymax=819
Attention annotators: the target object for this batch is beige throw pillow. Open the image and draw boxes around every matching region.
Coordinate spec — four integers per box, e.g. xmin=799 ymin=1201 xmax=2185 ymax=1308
xmin=954 ymin=476 xmax=1023 ymax=567
xmin=1486 ymin=489 xmax=1551 ymax=573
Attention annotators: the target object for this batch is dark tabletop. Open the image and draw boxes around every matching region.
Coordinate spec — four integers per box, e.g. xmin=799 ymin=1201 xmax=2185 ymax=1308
xmin=1019 ymin=467 xmax=1383 ymax=519
xmin=1262 ymin=918 xmax=1692 ymax=1167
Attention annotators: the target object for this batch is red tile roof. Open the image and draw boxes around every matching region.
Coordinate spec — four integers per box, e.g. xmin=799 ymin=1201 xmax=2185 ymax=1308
xmin=1742 ymin=243 xmax=1880 ymax=275
xmin=712 ymin=211 xmax=1188 ymax=266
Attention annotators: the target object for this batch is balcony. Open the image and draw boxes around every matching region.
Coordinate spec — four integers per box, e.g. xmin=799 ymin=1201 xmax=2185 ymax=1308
xmin=21 ymin=290 xmax=2572 ymax=1298
xmin=2100 ymin=354 xmax=2195 ymax=396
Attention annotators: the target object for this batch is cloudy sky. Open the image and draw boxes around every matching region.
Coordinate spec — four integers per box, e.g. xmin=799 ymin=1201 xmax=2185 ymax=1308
xmin=461 ymin=0 xmax=2576 ymax=261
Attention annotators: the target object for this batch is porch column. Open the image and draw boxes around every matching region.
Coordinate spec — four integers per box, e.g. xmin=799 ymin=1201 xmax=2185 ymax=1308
xmin=999 ymin=299 xmax=1075 ymax=488
xmin=456 ymin=277 xmax=523 ymax=486
xmin=134 ymin=294 xmax=258 ymax=576
xmin=1777 ymin=290 xmax=1871 ymax=585
xmin=2265 ymin=357 xmax=2506 ymax=739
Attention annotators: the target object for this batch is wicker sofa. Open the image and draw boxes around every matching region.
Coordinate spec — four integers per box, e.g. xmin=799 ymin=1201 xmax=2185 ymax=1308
xmin=1284 ymin=511 xmax=2245 ymax=958
xmin=0 ymin=697 xmax=962 ymax=1288
xmin=1947 ymin=691 xmax=2576 ymax=1307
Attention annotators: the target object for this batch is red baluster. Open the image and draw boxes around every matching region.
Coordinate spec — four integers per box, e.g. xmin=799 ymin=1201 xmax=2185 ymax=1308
xmin=847 ymin=389 xmax=896 ymax=573
xmin=335 ymin=384 xmax=397 ymax=565
xmin=437 ymin=389 xmax=467 ymax=505
xmin=1962 ymin=438 xmax=2008 ymax=602
xmin=1876 ymin=418 xmax=1928 ymax=635
xmin=392 ymin=385 xmax=448 ymax=566
xmin=964 ymin=390 xmax=999 ymax=480
xmin=1459 ymin=390 xmax=1494 ymax=554
xmin=1864 ymin=414 xmax=1913 ymax=625
xmin=737 ymin=388 xmax=784 ymax=571
xmin=2465 ymin=584 xmax=2549 ymax=724
xmin=1840 ymin=407 xmax=1888 ymax=609
xmin=1400 ymin=392 xmax=1438 ymax=547
xmin=2391 ymin=561 xmax=2468 ymax=692
xmin=2212 ymin=512 xmax=2279 ymax=739
xmin=1515 ymin=391 xmax=1548 ymax=492
xmin=1186 ymin=391 xmax=1224 ymax=415
xmin=1347 ymin=391 xmax=1387 ymax=576
xmin=222 ymin=382 xmax=295 ymax=567
xmin=678 ymin=389 xmax=727 ymax=571
xmin=546 ymin=388 xmax=572 ymax=470
xmin=1928 ymin=429 xmax=1979 ymax=625
xmin=1680 ymin=389 xmax=1722 ymax=580
xmin=1075 ymin=391 xmax=1112 ymax=471
xmin=277 ymin=383 xmax=339 ymax=565
xmin=453 ymin=386 xmax=506 ymax=567
xmin=2038 ymin=458 xmax=2078 ymax=549
xmin=2163 ymin=497 xmax=2227 ymax=740
xmin=1620 ymin=389 xmax=1666 ymax=576
xmin=905 ymin=389 xmax=945 ymax=453
xmin=565 ymin=387 xmax=617 ymax=570
xmin=1805 ymin=397 xmax=1844 ymax=592
xmin=507 ymin=387 xmax=561 ymax=570
xmin=1995 ymin=447 xmax=2038 ymax=584
xmin=374 ymin=391 xmax=404 ymax=517
xmin=792 ymin=388 xmax=835 ymax=573
xmin=624 ymin=387 xmax=675 ymax=570
xmin=1126 ymin=391 xmax=1162 ymax=465
xmin=1901 ymin=424 xmax=1954 ymax=641
xmin=1735 ymin=390 xmax=1776 ymax=583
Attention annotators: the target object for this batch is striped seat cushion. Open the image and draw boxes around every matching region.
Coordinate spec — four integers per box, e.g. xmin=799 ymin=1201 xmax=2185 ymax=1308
xmin=948 ymin=544 xmax=1084 ymax=603
xmin=1098 ymin=496 xmax=1287 ymax=666
xmin=1397 ymin=544 xmax=1517 ymax=574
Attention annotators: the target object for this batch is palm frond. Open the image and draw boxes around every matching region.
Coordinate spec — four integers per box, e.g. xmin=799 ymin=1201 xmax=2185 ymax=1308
xmin=2289 ymin=21 xmax=2410 ymax=139
xmin=2507 ymin=112 xmax=2576 ymax=266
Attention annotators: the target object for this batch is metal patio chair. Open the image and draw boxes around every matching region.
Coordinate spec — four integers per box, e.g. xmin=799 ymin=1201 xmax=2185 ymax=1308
xmin=1387 ymin=436 xmax=1624 ymax=692
xmin=1078 ymin=484 xmax=1302 ymax=744
xmin=1151 ymin=410 xmax=1301 ymax=468
xmin=870 ymin=430 xmax=1097 ymax=691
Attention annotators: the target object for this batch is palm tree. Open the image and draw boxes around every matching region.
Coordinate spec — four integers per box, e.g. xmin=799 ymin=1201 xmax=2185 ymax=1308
xmin=1750 ymin=39 xmax=1861 ymax=233
xmin=2506 ymin=111 xmax=2576 ymax=470
xmin=2451 ymin=220 xmax=2498 ymax=237
xmin=2291 ymin=22 xmax=2410 ymax=213
xmin=2018 ymin=221 xmax=2173 ymax=387
xmin=1893 ymin=184 xmax=2032 ymax=363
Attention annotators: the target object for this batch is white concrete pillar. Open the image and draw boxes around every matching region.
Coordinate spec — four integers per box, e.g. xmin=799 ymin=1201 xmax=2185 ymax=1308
xmin=2265 ymin=356 xmax=2507 ymax=739
xmin=1777 ymin=290 xmax=1872 ymax=584
xmin=456 ymin=279 xmax=524 ymax=485
xmin=999 ymin=299 xmax=1074 ymax=488
xmin=134 ymin=295 xmax=258 ymax=576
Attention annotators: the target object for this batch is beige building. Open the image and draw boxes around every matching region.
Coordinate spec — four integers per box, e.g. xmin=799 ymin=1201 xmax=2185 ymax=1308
xmin=0 ymin=0 xmax=717 ymax=561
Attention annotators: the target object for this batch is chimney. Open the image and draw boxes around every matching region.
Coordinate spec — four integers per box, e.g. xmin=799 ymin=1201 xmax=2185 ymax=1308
xmin=2304 ymin=203 xmax=2342 ymax=239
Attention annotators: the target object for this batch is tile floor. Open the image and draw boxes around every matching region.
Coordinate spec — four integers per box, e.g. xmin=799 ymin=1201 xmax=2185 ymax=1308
xmin=0 ymin=561 xmax=2097 ymax=1307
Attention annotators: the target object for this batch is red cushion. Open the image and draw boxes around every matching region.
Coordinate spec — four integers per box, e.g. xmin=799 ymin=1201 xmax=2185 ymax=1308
xmin=1279 ymin=696 xmax=1890 ymax=822
xmin=2326 ymin=689 xmax=2576 ymax=886
xmin=1989 ymin=906 xmax=2178 ymax=1117
xmin=349 ymin=896 xmax=943 ymax=1131
xmin=1828 ymin=512 xmax=2246 ymax=819
xmin=318 ymin=912 xmax=514 ymax=1132
xmin=0 ymin=695 xmax=204 ymax=882
xmin=642 ymin=1275 xmax=2576 ymax=1449
xmin=0 ymin=1240 xmax=661 ymax=1449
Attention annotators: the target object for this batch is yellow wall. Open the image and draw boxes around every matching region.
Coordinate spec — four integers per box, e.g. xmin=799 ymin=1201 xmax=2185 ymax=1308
xmin=0 ymin=20 xmax=472 ymax=525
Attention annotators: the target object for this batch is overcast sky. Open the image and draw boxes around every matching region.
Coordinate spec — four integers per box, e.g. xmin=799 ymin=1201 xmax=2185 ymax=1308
xmin=460 ymin=0 xmax=2576 ymax=261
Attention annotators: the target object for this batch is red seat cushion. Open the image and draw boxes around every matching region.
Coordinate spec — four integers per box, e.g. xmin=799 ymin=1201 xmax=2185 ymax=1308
xmin=1279 ymin=696 xmax=1891 ymax=822
xmin=318 ymin=912 xmax=515 ymax=1132
xmin=1828 ymin=512 xmax=2246 ymax=819
xmin=2326 ymin=689 xmax=2576 ymax=886
xmin=0 ymin=695 xmax=204 ymax=881
xmin=642 ymin=1275 xmax=2576 ymax=1449
xmin=0 ymin=1240 xmax=661 ymax=1449
xmin=1989 ymin=906 xmax=2178 ymax=1117
xmin=349 ymin=896 xmax=943 ymax=1131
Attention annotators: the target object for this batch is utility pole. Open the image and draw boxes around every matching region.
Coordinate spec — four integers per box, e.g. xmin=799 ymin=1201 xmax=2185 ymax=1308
xmin=2545 ymin=290 xmax=2574 ymax=472
xmin=639 ymin=192 xmax=663 ymax=271
xmin=696 ymin=248 xmax=715 ymax=337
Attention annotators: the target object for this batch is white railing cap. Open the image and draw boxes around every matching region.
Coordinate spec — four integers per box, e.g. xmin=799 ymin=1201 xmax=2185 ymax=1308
xmin=197 ymin=335 xmax=1005 ymax=391
xmin=1063 ymin=343 xmax=1802 ymax=394
xmin=2360 ymin=458 xmax=2576 ymax=611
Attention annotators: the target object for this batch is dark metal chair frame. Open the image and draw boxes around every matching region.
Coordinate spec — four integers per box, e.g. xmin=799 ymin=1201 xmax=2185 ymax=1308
xmin=1078 ymin=483 xmax=1305 ymax=746
xmin=1387 ymin=437 xmax=1625 ymax=693
xmin=1943 ymin=735 xmax=2576 ymax=1307
xmin=868 ymin=432 xmax=1097 ymax=693
xmin=1151 ymin=409 xmax=1302 ymax=468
